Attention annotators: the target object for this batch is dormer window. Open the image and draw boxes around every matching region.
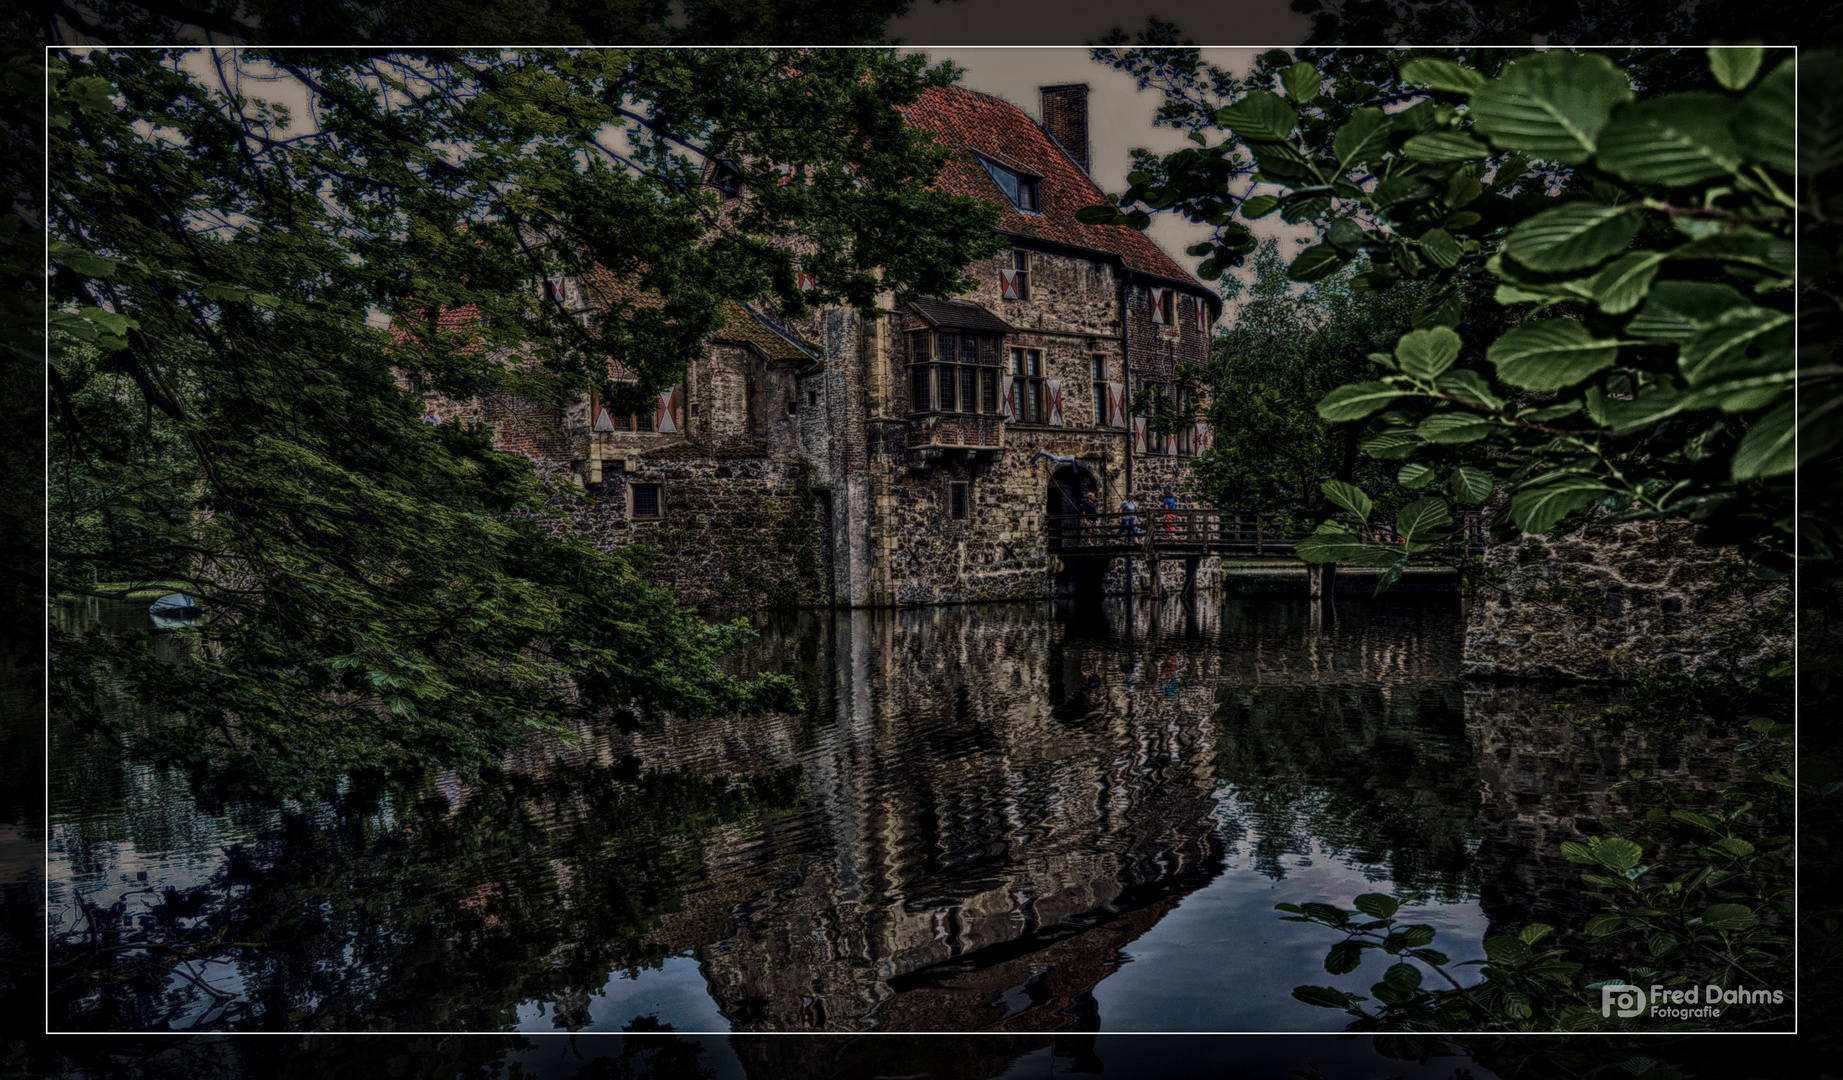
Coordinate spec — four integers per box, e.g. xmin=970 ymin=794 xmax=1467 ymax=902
xmin=979 ymin=156 xmax=1040 ymax=213
xmin=713 ymin=160 xmax=744 ymax=200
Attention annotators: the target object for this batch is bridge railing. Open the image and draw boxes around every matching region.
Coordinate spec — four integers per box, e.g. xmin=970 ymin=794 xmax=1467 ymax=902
xmin=1046 ymin=508 xmax=1487 ymax=555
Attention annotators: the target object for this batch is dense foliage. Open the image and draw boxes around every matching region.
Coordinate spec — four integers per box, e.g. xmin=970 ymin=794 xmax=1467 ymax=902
xmin=1090 ymin=47 xmax=1822 ymax=584
xmin=1190 ymin=241 xmax=1435 ymax=529
xmin=46 ymin=48 xmax=1005 ymax=794
xmin=1083 ymin=42 xmax=1822 ymax=1037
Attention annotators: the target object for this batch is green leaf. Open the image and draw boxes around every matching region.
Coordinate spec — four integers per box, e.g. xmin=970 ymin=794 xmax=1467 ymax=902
xmin=1280 ymin=193 xmax=1333 ymax=224
xmin=1444 ymin=465 xmax=1493 ymax=505
xmin=1503 ymin=202 xmax=1638 ymax=273
xmin=1699 ymin=903 xmax=1759 ymax=931
xmin=1735 ymin=57 xmax=1795 ymax=175
xmin=1281 ymin=61 xmax=1324 ymax=103
xmin=1627 ymin=281 xmax=1750 ymax=342
xmin=1294 ymin=533 xmax=1367 ymax=563
xmin=1511 ymin=475 xmax=1617 ymax=533
xmin=1488 ymin=320 xmax=1621 ymax=391
xmin=1397 ymin=58 xmax=1486 ymax=96
xmin=1678 ymin=307 xmax=1793 ymax=386
xmin=1583 ymin=914 xmax=1627 ymax=937
xmin=1394 ymin=326 xmax=1461 ymax=381
xmin=1353 ymin=892 xmax=1400 ymax=919
xmin=1396 ymin=497 xmax=1453 ymax=543
xmin=1518 ymin=923 xmax=1554 ymax=946
xmin=1403 ymin=131 xmax=1491 ymax=162
xmin=1240 ymin=194 xmax=1282 ymax=219
xmin=1416 ymin=413 xmax=1495 ymax=444
xmin=1073 ymin=205 xmax=1124 ymax=225
xmin=1730 ymin=399 xmax=1795 ymax=481
xmin=1333 ymin=108 xmax=1390 ymax=167
xmin=47 ymin=243 xmax=119 ymax=279
xmin=1373 ymin=176 xmax=1437 ymax=207
xmin=1292 ymin=985 xmax=1356 ymax=1009
xmin=1435 ymin=369 xmax=1504 ymax=408
xmin=1709 ymin=836 xmax=1758 ymax=858
xmin=1327 ymin=217 xmax=1368 ymax=251
xmin=1217 ymin=90 xmax=1298 ymax=142
xmin=1708 ymin=47 xmax=1764 ymax=91
xmin=1412 ymin=292 xmax=1468 ymax=329
xmin=1397 ymin=924 xmax=1436 ymax=948
xmin=1417 ymin=228 xmax=1463 ymax=269
xmin=1399 ymin=463 xmax=1437 ymax=489
xmin=1469 ymin=51 xmax=1633 ymax=164
xmin=1483 ymin=936 xmax=1533 ymax=965
xmin=1321 ymin=479 xmax=1374 ymax=521
xmin=1382 ymin=963 xmax=1423 ymax=992
xmin=1592 ymin=837 xmax=1644 ymax=872
xmin=1325 ymin=940 xmax=1366 ymax=975
xmin=1589 ymin=252 xmax=1666 ymax=314
xmin=1374 ymin=557 xmax=1411 ymax=597
xmin=1597 ymin=94 xmax=1744 ymax=187
xmin=1288 ymin=244 xmax=1348 ymax=282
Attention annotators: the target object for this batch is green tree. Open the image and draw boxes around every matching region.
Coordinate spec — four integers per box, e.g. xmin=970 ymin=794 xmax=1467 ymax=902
xmin=1088 ymin=46 xmax=1820 ymax=578
xmin=47 ymin=48 xmax=1005 ymax=794
xmin=35 ymin=0 xmax=923 ymax=48
xmin=1191 ymin=240 xmax=1437 ymax=527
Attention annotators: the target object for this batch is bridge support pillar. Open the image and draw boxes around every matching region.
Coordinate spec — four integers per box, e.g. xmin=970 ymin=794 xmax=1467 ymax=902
xmin=1307 ymin=562 xmax=1337 ymax=600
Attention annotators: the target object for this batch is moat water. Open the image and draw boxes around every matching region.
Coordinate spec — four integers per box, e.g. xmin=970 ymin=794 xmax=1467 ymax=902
xmin=49 ymin=591 xmax=1699 ymax=1036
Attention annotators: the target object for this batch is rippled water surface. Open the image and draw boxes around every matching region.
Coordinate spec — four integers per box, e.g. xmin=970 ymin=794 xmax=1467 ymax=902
xmin=49 ymin=592 xmax=1668 ymax=1033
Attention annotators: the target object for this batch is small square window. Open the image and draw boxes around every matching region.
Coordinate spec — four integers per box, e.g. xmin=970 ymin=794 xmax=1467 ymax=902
xmin=787 ymin=399 xmax=798 ymax=415
xmin=950 ymin=482 xmax=969 ymax=520
xmin=632 ymin=484 xmax=662 ymax=518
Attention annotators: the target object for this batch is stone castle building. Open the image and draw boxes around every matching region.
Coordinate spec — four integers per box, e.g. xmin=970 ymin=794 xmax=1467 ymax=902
xmin=406 ymin=83 xmax=1220 ymax=608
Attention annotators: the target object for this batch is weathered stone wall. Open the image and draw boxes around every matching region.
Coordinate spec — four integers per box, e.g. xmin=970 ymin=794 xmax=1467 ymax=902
xmin=1464 ymin=681 xmax=1745 ymax=956
xmin=1126 ymin=280 xmax=1212 ymax=384
xmin=1463 ymin=518 xmax=1792 ymax=681
xmin=526 ymin=449 xmax=827 ymax=609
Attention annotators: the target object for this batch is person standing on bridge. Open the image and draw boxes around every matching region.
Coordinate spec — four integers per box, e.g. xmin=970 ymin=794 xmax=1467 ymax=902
xmin=1161 ymin=491 xmax=1178 ymax=536
xmin=1080 ymin=490 xmax=1100 ymax=544
xmin=1119 ymin=495 xmax=1139 ymax=541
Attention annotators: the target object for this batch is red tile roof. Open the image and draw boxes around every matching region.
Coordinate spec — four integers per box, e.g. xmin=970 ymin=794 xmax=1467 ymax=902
xmin=898 ymin=86 xmax=1202 ymax=291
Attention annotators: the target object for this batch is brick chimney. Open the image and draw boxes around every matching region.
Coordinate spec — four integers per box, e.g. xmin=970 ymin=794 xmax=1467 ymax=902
xmin=1039 ymin=83 xmax=1091 ymax=174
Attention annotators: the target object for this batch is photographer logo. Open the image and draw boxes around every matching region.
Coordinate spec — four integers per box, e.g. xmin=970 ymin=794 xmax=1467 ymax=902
xmin=1598 ymin=982 xmax=1783 ymax=1020
xmin=1600 ymin=984 xmax=1646 ymax=1018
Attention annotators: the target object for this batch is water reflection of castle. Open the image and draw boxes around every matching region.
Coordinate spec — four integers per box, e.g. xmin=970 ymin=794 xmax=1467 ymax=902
xmin=615 ymin=598 xmax=1474 ymax=1032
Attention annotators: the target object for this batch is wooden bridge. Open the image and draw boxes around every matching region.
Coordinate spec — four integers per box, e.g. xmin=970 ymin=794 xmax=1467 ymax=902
xmin=1046 ymin=509 xmax=1487 ymax=599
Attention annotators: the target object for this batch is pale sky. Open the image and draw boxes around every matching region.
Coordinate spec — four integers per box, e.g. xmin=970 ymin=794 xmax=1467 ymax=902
xmin=889 ymin=1 xmax=1310 ymax=47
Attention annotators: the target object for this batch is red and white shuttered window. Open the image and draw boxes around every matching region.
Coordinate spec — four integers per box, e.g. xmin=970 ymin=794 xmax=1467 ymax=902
xmin=589 ymin=387 xmax=676 ymax=434
xmin=1193 ymin=418 xmax=1214 ymax=453
xmin=1192 ymin=297 xmax=1209 ymax=332
xmin=1149 ymin=288 xmax=1174 ymax=324
xmin=654 ymin=385 xmax=682 ymax=434
xmin=999 ymin=251 xmax=1030 ymax=301
xmin=796 ymin=267 xmax=817 ymax=291
xmin=1132 ymin=415 xmax=1149 ymax=454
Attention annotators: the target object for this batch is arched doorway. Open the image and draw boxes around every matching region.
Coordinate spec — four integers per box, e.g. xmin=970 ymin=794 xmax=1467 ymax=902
xmin=1046 ymin=464 xmax=1099 ymax=544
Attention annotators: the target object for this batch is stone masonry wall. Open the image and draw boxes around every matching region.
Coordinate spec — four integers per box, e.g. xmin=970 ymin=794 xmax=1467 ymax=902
xmin=529 ymin=450 xmax=827 ymax=610
xmin=1463 ymin=518 xmax=1792 ymax=681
